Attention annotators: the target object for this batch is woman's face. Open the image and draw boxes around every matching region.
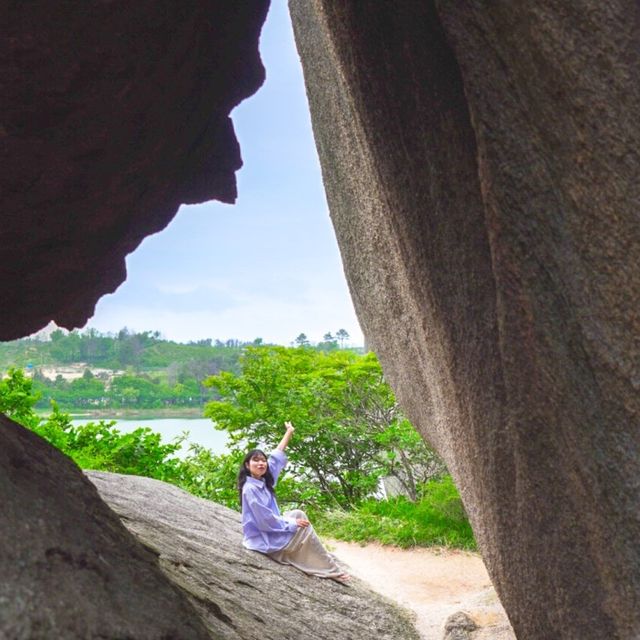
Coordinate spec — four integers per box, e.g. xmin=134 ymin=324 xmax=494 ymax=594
xmin=246 ymin=453 xmax=268 ymax=479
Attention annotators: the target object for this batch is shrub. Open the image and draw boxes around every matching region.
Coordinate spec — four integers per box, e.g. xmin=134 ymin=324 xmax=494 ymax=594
xmin=313 ymin=475 xmax=475 ymax=549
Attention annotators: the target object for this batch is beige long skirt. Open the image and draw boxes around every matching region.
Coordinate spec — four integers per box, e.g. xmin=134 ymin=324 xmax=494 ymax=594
xmin=268 ymin=509 xmax=345 ymax=580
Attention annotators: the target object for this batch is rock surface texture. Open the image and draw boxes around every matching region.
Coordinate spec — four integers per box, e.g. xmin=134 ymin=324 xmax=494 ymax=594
xmin=87 ymin=470 xmax=420 ymax=640
xmin=0 ymin=1 xmax=268 ymax=340
xmin=442 ymin=606 xmax=515 ymax=640
xmin=0 ymin=415 xmax=210 ymax=640
xmin=2 ymin=1 xmax=640 ymax=639
xmin=289 ymin=2 xmax=640 ymax=639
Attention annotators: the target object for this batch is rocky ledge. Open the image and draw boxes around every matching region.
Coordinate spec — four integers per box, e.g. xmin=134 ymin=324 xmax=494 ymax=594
xmin=87 ymin=471 xmax=420 ymax=640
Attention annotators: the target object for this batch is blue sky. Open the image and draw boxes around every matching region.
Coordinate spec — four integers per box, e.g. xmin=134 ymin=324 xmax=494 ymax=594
xmin=86 ymin=2 xmax=363 ymax=347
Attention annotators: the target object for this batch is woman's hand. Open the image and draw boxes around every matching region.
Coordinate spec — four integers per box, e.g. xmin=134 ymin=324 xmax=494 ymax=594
xmin=296 ymin=518 xmax=310 ymax=528
xmin=277 ymin=421 xmax=295 ymax=451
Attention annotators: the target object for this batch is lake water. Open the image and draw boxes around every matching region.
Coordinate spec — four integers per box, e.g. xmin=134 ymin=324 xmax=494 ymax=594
xmin=71 ymin=417 xmax=229 ymax=458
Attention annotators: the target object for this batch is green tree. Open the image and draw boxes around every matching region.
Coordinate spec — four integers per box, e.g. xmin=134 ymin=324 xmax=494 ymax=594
xmin=374 ymin=417 xmax=446 ymax=500
xmin=1 ymin=368 xmax=187 ymax=481
xmin=203 ymin=346 xmax=441 ymax=508
xmin=335 ymin=328 xmax=350 ymax=348
xmin=0 ymin=367 xmax=40 ymax=427
xmin=48 ymin=330 xmax=82 ymax=363
xmin=1 ymin=368 xmax=256 ymax=510
xmin=66 ymin=373 xmax=107 ymax=408
xmin=294 ymin=333 xmax=310 ymax=347
xmin=175 ymin=447 xmax=244 ymax=507
xmin=317 ymin=332 xmax=339 ymax=352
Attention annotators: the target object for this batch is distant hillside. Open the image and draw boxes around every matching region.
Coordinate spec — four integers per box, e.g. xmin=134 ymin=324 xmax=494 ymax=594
xmin=0 ymin=328 xmax=251 ymax=372
xmin=0 ymin=328 xmax=357 ymax=413
xmin=0 ymin=329 xmax=254 ymax=412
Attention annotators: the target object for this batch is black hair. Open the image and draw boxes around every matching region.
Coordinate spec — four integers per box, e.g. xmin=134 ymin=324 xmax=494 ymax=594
xmin=237 ymin=448 xmax=276 ymax=506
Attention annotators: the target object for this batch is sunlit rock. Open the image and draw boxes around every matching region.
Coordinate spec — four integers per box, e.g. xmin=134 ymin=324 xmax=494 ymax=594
xmin=87 ymin=470 xmax=421 ymax=640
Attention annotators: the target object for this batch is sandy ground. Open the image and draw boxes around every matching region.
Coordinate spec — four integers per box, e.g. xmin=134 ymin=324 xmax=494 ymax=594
xmin=329 ymin=540 xmax=513 ymax=640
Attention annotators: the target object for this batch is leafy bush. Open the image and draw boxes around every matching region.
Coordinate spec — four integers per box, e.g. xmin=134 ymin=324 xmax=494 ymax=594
xmin=174 ymin=446 xmax=243 ymax=507
xmin=31 ymin=403 xmax=186 ymax=482
xmin=2 ymin=368 xmax=191 ymax=483
xmin=0 ymin=367 xmax=40 ymax=427
xmin=313 ymin=475 xmax=476 ymax=549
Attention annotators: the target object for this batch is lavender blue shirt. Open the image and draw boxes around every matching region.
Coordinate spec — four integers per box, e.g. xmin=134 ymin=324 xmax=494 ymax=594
xmin=241 ymin=449 xmax=298 ymax=553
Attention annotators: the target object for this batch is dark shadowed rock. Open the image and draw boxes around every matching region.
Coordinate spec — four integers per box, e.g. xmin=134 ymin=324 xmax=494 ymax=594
xmin=290 ymin=1 xmax=640 ymax=639
xmin=0 ymin=1 xmax=268 ymax=340
xmin=2 ymin=1 xmax=640 ymax=638
xmin=0 ymin=415 xmax=210 ymax=640
xmin=87 ymin=470 xmax=421 ymax=640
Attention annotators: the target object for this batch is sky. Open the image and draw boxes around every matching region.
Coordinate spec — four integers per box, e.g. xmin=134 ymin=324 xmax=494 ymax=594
xmin=84 ymin=1 xmax=364 ymax=347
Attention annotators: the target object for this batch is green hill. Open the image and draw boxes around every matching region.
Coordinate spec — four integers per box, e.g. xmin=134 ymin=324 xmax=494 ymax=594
xmin=0 ymin=328 xmax=357 ymax=414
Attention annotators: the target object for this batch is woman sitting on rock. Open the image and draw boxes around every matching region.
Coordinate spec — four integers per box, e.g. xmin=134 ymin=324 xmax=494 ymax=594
xmin=238 ymin=421 xmax=349 ymax=583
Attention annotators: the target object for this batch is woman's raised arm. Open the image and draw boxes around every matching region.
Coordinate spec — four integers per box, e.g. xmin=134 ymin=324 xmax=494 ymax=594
xmin=276 ymin=421 xmax=295 ymax=451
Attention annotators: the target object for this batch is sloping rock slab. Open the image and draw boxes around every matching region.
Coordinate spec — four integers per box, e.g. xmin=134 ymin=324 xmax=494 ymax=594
xmin=87 ymin=470 xmax=420 ymax=640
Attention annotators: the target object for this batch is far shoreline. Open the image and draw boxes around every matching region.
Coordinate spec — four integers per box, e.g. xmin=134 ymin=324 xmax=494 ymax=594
xmin=35 ymin=407 xmax=206 ymax=420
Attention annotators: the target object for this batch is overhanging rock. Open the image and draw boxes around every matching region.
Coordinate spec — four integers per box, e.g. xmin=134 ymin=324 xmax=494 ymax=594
xmin=0 ymin=1 xmax=269 ymax=340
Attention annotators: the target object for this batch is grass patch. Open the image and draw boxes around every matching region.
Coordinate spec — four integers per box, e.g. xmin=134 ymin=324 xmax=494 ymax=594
xmin=313 ymin=475 xmax=476 ymax=550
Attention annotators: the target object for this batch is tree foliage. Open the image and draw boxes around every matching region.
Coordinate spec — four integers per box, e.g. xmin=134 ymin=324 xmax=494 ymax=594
xmin=0 ymin=367 xmax=40 ymax=427
xmin=0 ymin=368 xmax=236 ymax=498
xmin=1 ymin=328 xmax=362 ymax=412
xmin=0 ymin=369 xmax=186 ymax=479
xmin=0 ymin=328 xmax=248 ymax=373
xmin=204 ymin=346 xmax=444 ymax=508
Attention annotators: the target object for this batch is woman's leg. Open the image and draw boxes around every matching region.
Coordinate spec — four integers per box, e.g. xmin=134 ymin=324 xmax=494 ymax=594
xmin=272 ymin=511 xmax=349 ymax=582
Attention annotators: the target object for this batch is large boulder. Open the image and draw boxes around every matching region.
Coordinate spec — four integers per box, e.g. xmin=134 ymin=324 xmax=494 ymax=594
xmin=0 ymin=1 xmax=268 ymax=340
xmin=289 ymin=1 xmax=640 ymax=639
xmin=87 ymin=470 xmax=421 ymax=640
xmin=2 ymin=1 xmax=639 ymax=638
xmin=0 ymin=414 xmax=419 ymax=639
xmin=0 ymin=415 xmax=210 ymax=639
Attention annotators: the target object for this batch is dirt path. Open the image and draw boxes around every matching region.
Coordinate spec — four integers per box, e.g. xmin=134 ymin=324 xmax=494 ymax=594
xmin=329 ymin=540 xmax=513 ymax=640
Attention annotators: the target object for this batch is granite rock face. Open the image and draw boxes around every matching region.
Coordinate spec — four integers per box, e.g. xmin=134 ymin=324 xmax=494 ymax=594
xmin=2 ymin=1 xmax=640 ymax=638
xmin=0 ymin=415 xmax=210 ymax=640
xmin=0 ymin=1 xmax=268 ymax=340
xmin=443 ymin=612 xmax=477 ymax=640
xmin=87 ymin=470 xmax=421 ymax=640
xmin=289 ymin=2 xmax=640 ymax=639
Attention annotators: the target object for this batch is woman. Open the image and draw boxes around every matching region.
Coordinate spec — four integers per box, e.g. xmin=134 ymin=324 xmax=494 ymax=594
xmin=238 ymin=421 xmax=349 ymax=583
